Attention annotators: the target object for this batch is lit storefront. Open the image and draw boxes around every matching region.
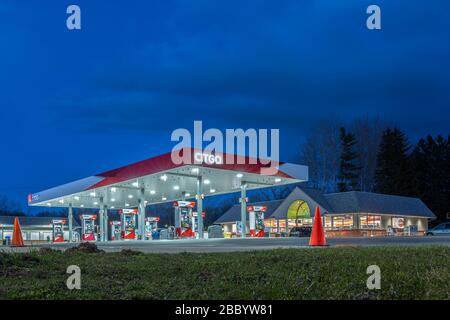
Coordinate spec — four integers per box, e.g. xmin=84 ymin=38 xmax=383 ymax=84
xmin=215 ymin=186 xmax=436 ymax=237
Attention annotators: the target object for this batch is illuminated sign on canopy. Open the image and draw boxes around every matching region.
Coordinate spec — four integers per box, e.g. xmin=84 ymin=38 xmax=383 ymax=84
xmin=194 ymin=152 xmax=223 ymax=165
xmin=119 ymin=208 xmax=139 ymax=215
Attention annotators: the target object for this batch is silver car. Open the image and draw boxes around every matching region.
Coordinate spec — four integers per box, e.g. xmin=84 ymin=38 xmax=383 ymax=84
xmin=426 ymin=222 xmax=450 ymax=236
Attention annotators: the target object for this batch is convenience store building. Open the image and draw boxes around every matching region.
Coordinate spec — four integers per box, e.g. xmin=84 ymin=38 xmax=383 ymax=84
xmin=214 ymin=186 xmax=436 ymax=237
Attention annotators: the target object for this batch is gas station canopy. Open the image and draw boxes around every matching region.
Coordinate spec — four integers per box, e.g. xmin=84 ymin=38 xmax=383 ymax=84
xmin=28 ymin=148 xmax=308 ymax=209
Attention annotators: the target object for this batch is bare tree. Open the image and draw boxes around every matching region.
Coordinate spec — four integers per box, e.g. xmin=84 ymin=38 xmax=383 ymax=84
xmin=350 ymin=115 xmax=390 ymax=192
xmin=299 ymin=119 xmax=342 ymax=193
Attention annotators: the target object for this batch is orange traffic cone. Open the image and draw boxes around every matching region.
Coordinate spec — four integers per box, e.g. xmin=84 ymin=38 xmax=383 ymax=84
xmin=309 ymin=206 xmax=327 ymax=246
xmin=11 ymin=217 xmax=24 ymax=247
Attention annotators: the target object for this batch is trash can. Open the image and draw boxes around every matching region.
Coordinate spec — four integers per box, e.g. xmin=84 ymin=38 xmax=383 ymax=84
xmin=4 ymin=236 xmax=11 ymax=246
xmin=159 ymin=229 xmax=168 ymax=240
xmin=167 ymin=227 xmax=175 ymax=240
xmin=151 ymin=230 xmax=160 ymax=240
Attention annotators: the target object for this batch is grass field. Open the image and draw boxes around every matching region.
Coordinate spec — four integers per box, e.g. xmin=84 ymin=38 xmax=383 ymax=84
xmin=0 ymin=245 xmax=449 ymax=300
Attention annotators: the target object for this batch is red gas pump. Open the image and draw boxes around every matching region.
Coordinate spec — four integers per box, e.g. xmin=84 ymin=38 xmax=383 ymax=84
xmin=173 ymin=201 xmax=196 ymax=238
xmin=110 ymin=221 xmax=121 ymax=241
xmin=80 ymin=214 xmax=97 ymax=241
xmin=52 ymin=219 xmax=66 ymax=242
xmin=247 ymin=205 xmax=266 ymax=237
xmin=119 ymin=208 xmax=138 ymax=240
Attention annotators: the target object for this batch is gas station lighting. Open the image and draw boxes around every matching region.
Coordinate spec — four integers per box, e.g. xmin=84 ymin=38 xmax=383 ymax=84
xmin=27 ymin=148 xmax=308 ymax=245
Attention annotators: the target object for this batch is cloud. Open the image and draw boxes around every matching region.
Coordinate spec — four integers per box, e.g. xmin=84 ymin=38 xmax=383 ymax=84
xmin=37 ymin=0 xmax=450 ymax=139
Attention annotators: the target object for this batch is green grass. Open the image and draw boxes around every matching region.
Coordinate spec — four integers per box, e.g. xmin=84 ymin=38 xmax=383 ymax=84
xmin=0 ymin=246 xmax=449 ymax=299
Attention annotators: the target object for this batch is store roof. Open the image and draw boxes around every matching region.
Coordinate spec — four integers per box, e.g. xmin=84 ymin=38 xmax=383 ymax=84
xmin=214 ymin=187 xmax=437 ymax=223
xmin=28 ymin=148 xmax=308 ymax=209
xmin=323 ymin=191 xmax=436 ymax=218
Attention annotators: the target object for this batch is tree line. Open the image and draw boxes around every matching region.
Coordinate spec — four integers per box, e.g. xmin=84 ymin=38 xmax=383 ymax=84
xmin=300 ymin=117 xmax=449 ymax=224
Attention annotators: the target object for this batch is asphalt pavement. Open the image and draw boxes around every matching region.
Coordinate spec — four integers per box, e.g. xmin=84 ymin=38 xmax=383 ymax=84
xmin=1 ymin=236 xmax=449 ymax=253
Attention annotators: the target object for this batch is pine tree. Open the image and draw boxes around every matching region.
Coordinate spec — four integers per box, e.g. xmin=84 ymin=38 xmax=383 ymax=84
xmin=374 ymin=128 xmax=414 ymax=195
xmin=411 ymin=135 xmax=450 ymax=224
xmin=337 ymin=127 xmax=360 ymax=192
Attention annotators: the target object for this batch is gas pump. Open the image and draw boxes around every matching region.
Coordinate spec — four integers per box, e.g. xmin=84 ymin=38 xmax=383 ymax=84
xmin=192 ymin=211 xmax=205 ymax=238
xmin=173 ymin=201 xmax=196 ymax=238
xmin=110 ymin=221 xmax=121 ymax=241
xmin=80 ymin=214 xmax=97 ymax=241
xmin=52 ymin=219 xmax=66 ymax=242
xmin=247 ymin=205 xmax=266 ymax=237
xmin=118 ymin=208 xmax=138 ymax=240
xmin=144 ymin=217 xmax=160 ymax=240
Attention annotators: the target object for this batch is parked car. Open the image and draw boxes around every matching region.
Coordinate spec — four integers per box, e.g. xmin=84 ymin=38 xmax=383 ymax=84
xmin=289 ymin=226 xmax=312 ymax=237
xmin=426 ymin=222 xmax=450 ymax=236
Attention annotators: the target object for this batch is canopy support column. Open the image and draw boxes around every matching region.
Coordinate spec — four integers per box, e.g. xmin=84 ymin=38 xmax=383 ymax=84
xmin=99 ymin=197 xmax=104 ymax=242
xmin=103 ymin=206 xmax=108 ymax=241
xmin=240 ymin=182 xmax=247 ymax=238
xmin=197 ymin=176 xmax=204 ymax=239
xmin=139 ymin=188 xmax=146 ymax=240
xmin=68 ymin=203 xmax=73 ymax=242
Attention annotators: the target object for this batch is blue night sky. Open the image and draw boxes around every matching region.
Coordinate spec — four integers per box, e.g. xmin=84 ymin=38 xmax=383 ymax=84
xmin=0 ymin=0 xmax=449 ymax=209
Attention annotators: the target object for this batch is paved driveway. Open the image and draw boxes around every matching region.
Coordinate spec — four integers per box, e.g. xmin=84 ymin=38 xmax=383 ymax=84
xmin=1 ymin=236 xmax=449 ymax=253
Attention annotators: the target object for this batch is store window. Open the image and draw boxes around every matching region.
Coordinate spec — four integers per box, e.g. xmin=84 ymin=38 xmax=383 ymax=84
xmin=332 ymin=215 xmax=353 ymax=229
xmin=324 ymin=216 xmax=332 ymax=229
xmin=360 ymin=215 xmax=381 ymax=229
xmin=392 ymin=217 xmax=405 ymax=229
xmin=30 ymin=232 xmax=40 ymax=240
xmin=264 ymin=219 xmax=278 ymax=233
xmin=287 ymin=200 xmax=311 ymax=227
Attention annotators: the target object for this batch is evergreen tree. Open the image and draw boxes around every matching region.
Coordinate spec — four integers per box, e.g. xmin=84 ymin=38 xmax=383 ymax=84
xmin=337 ymin=127 xmax=360 ymax=192
xmin=374 ymin=128 xmax=414 ymax=195
xmin=411 ymin=135 xmax=450 ymax=224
